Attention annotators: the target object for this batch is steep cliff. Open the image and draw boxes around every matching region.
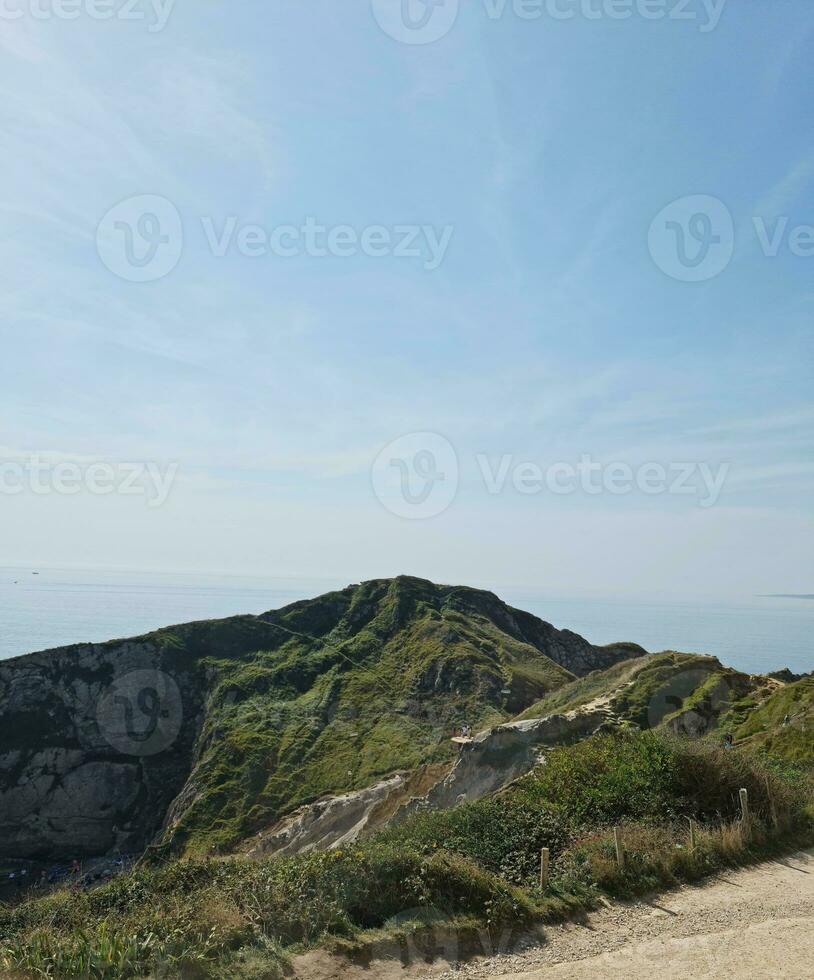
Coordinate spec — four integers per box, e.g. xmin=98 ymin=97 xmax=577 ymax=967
xmin=0 ymin=576 xmax=645 ymax=860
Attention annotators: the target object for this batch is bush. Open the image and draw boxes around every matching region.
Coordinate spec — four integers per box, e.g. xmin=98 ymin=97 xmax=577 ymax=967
xmin=379 ymin=797 xmax=572 ymax=885
xmin=513 ymin=731 xmax=681 ymax=827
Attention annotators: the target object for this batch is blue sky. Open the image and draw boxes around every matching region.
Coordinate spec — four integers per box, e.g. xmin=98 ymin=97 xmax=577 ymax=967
xmin=1 ymin=0 xmax=812 ymax=598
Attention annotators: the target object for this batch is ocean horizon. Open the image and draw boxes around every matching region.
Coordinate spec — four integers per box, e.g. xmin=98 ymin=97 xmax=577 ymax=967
xmin=1 ymin=566 xmax=811 ymax=677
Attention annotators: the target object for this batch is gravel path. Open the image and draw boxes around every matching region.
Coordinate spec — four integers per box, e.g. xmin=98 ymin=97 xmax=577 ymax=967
xmin=431 ymin=849 xmax=814 ymax=980
xmin=292 ymin=849 xmax=814 ymax=979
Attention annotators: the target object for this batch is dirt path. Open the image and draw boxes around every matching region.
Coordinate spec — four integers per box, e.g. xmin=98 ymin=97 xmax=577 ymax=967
xmin=434 ymin=848 xmax=814 ymax=980
xmin=292 ymin=849 xmax=814 ymax=979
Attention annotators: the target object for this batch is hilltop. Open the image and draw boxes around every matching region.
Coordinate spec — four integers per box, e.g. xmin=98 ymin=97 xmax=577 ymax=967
xmin=0 ymin=576 xmax=642 ymax=860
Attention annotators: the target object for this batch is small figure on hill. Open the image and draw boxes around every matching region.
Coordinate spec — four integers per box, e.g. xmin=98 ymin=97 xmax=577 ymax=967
xmin=723 ymin=733 xmax=734 ymax=749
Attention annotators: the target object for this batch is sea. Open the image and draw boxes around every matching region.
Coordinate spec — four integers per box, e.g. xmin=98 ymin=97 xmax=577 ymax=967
xmin=1 ymin=566 xmax=811 ymax=676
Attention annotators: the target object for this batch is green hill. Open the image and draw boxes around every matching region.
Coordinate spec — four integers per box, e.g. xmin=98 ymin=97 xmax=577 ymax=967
xmin=518 ymin=650 xmax=772 ymax=736
xmin=0 ymin=576 xmax=643 ymax=859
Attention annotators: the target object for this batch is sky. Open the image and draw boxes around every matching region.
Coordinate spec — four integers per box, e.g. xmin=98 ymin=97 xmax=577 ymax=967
xmin=0 ymin=0 xmax=813 ymax=599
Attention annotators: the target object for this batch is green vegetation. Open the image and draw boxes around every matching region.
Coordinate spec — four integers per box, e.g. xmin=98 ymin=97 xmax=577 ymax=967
xmin=158 ymin=577 xmax=584 ymax=855
xmin=4 ymin=578 xmax=813 ymax=978
xmin=517 ymin=653 xmax=653 ymax=719
xmin=519 ymin=650 xmax=774 ymax=739
xmin=3 ymin=732 xmax=811 ymax=979
xmin=733 ymin=677 xmax=814 ymax=761
xmin=380 ymin=731 xmax=809 ymax=882
xmin=2 ymin=576 xmax=648 ymax=863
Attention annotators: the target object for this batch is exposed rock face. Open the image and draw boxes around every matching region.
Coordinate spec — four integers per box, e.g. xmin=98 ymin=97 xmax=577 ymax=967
xmin=246 ymin=708 xmax=612 ymax=858
xmin=245 ymin=763 xmax=453 ymax=859
xmin=0 ymin=641 xmax=205 ymax=860
xmin=393 ymin=708 xmax=610 ymax=820
xmin=246 ymin=774 xmax=409 ymax=858
xmin=0 ymin=576 xmax=647 ymax=861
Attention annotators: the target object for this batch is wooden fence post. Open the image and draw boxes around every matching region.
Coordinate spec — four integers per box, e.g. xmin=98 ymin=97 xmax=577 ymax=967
xmin=614 ymin=826 xmax=625 ymax=869
xmin=689 ymin=818 xmax=697 ymax=853
xmin=540 ymin=847 xmax=550 ymax=890
xmin=765 ymin=776 xmax=778 ymax=828
xmin=739 ymin=788 xmax=749 ymax=821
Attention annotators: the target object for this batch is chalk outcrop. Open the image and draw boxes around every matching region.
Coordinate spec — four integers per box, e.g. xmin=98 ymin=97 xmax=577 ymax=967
xmin=396 ymin=707 xmax=612 ymax=818
xmin=246 ymin=707 xmax=614 ymax=858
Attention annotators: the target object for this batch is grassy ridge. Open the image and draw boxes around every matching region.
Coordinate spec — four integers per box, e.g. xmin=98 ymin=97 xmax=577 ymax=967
xmin=516 ymin=653 xmax=657 ymax=719
xmin=3 ymin=732 xmax=811 ymax=979
xmin=518 ymin=650 xmax=793 ymax=744
xmin=158 ymin=578 xmax=584 ymax=856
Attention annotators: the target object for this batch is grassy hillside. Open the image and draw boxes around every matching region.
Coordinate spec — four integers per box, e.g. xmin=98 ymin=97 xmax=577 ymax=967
xmin=3 ymin=732 xmax=811 ymax=979
xmin=733 ymin=677 xmax=814 ymax=761
xmin=515 ymin=651 xmax=814 ymax=769
xmin=518 ymin=651 xmax=773 ymax=736
xmin=516 ymin=652 xmax=655 ymax=719
xmin=3 ymin=576 xmax=645 ymax=860
xmin=156 ymin=617 xmax=807 ymax=854
xmin=163 ymin=578 xmax=587 ymax=854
